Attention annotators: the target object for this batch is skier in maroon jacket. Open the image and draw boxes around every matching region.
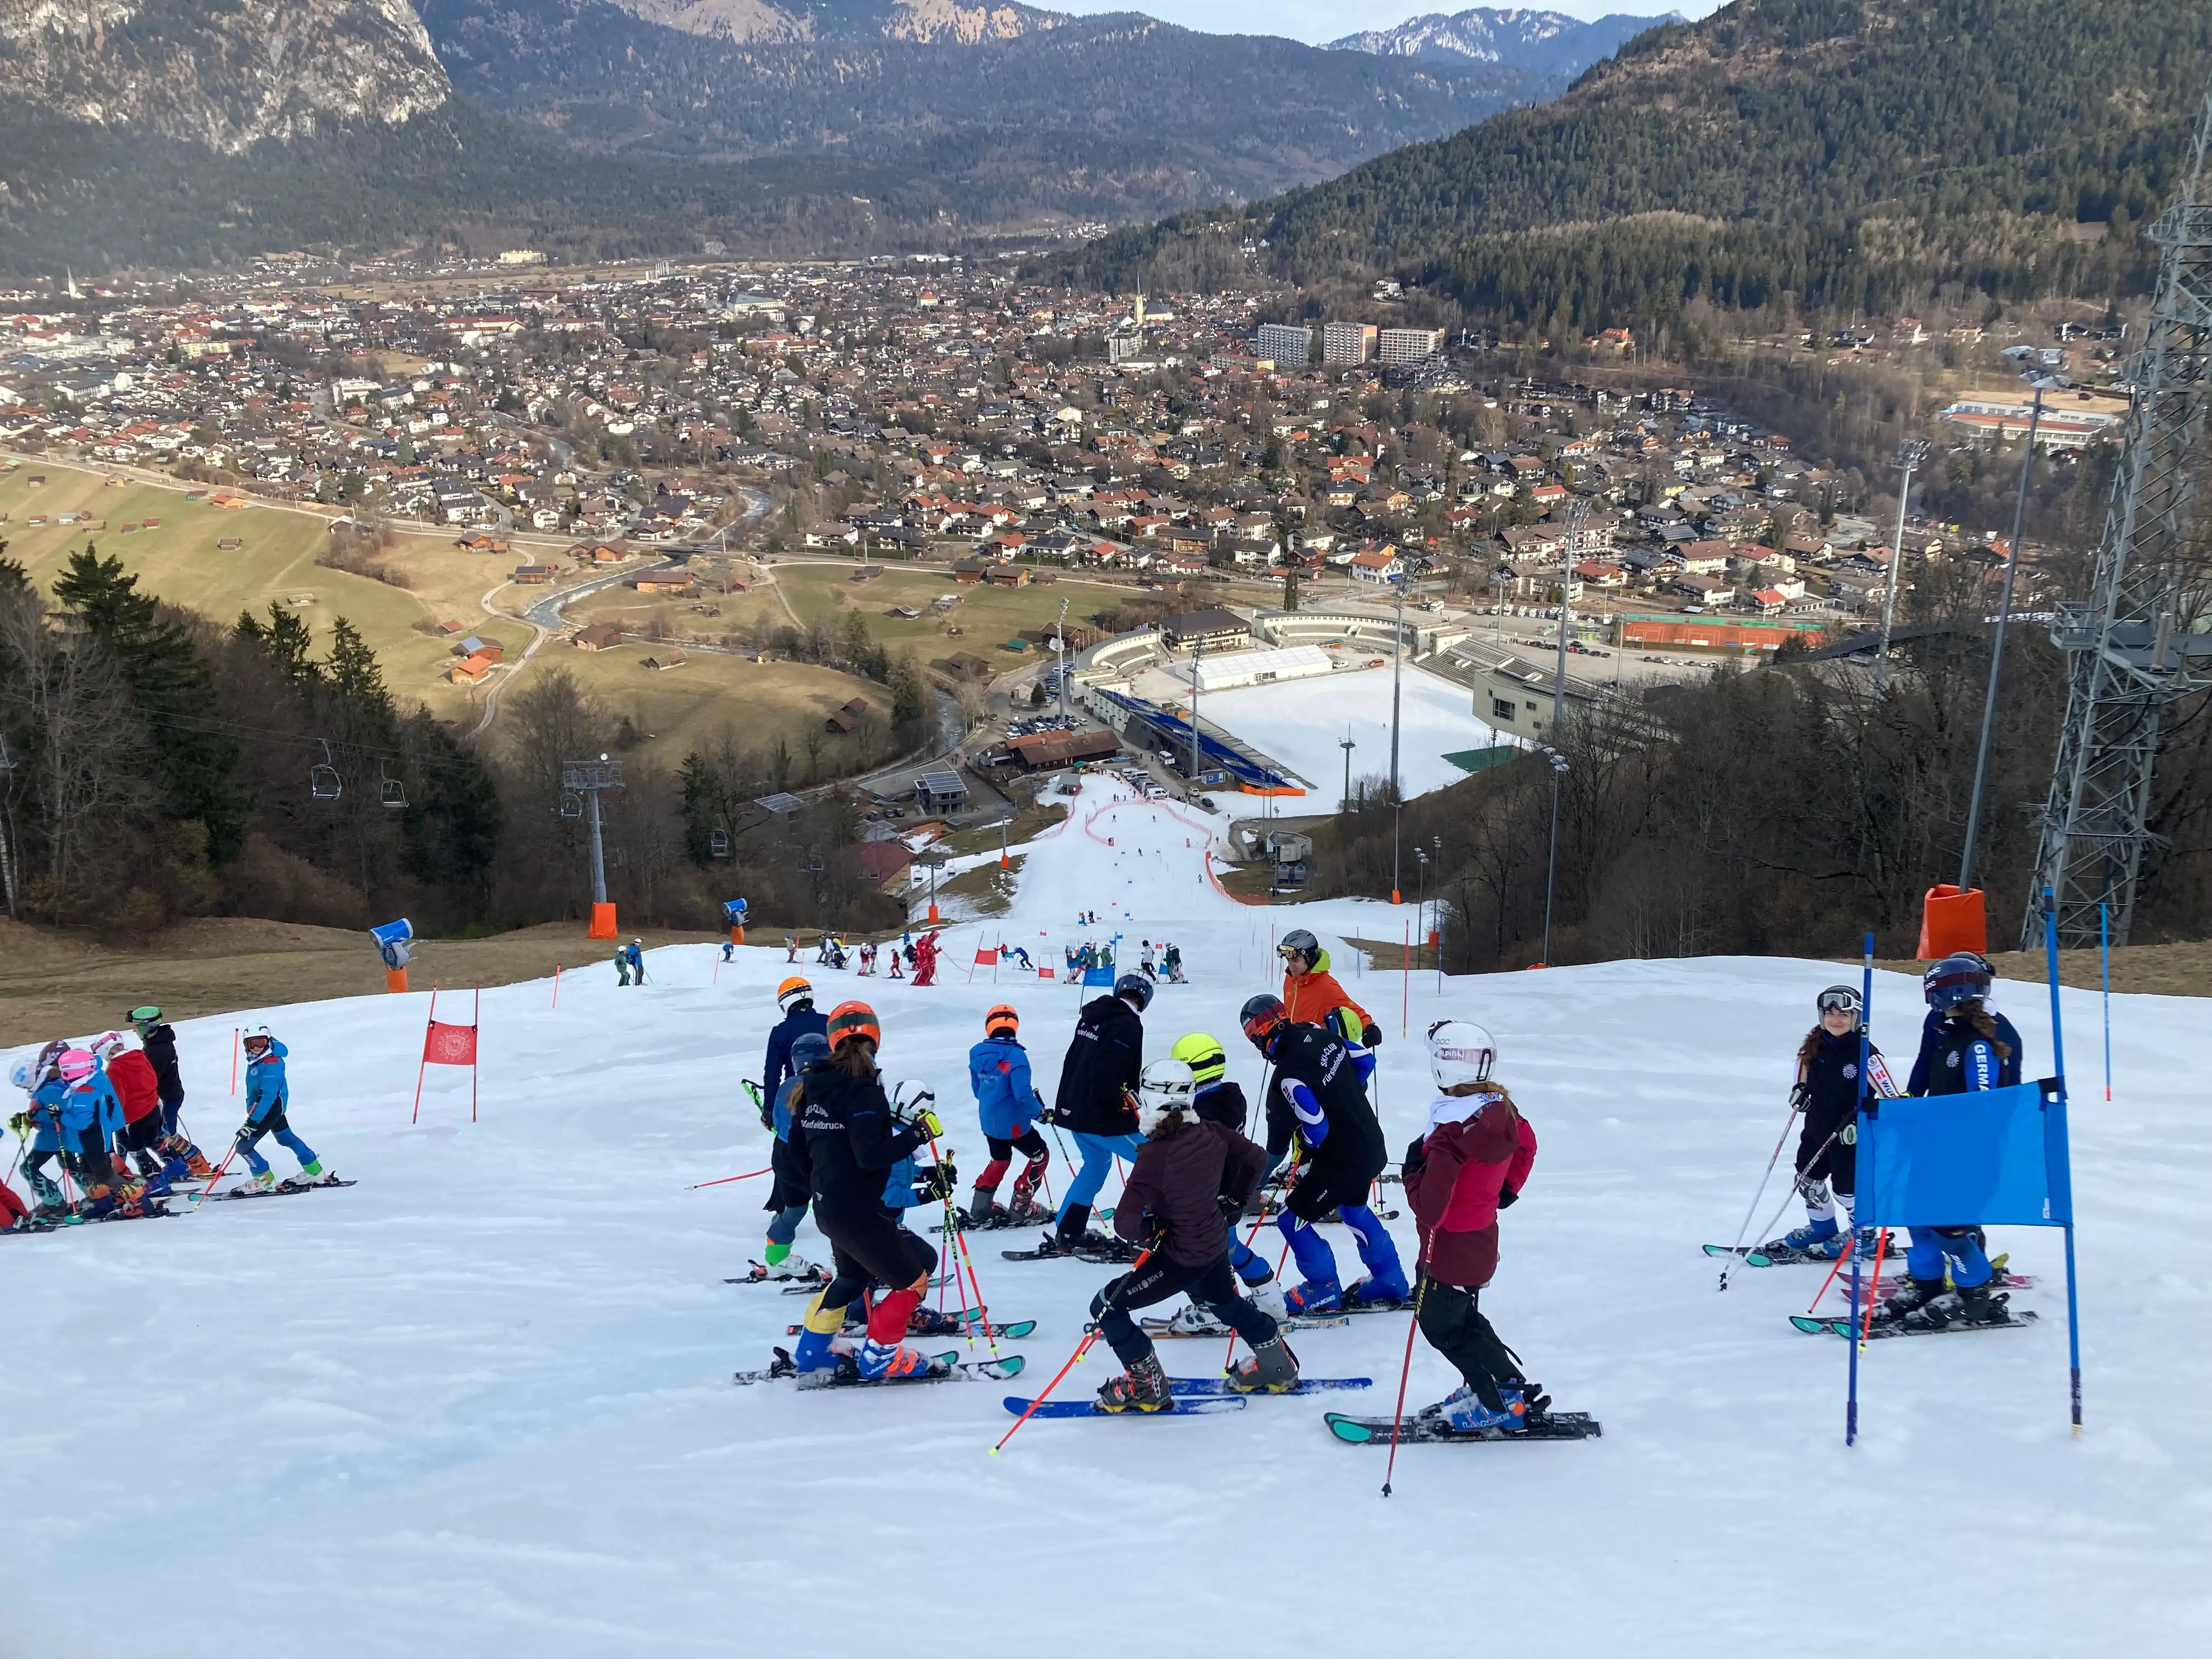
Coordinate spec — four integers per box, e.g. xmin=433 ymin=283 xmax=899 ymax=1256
xmin=1087 ymin=1059 xmax=1299 ymax=1412
xmin=1403 ymin=1020 xmax=1539 ymax=1435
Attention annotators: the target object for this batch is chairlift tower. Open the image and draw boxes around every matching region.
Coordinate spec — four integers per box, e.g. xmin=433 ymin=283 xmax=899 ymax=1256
xmin=561 ymin=755 xmax=624 ymax=912
xmin=2027 ymin=93 xmax=2212 ymax=948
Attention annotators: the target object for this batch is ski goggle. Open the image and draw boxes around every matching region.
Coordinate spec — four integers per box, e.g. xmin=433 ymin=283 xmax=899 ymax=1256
xmin=1815 ymin=987 xmax=1863 ymax=1015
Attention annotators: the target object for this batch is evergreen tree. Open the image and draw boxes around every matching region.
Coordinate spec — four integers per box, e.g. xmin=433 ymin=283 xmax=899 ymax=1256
xmin=400 ymin=712 xmax=503 ymax=900
xmin=52 ymin=546 xmax=245 ymax=862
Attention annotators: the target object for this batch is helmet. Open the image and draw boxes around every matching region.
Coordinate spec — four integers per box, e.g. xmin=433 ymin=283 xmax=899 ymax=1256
xmin=1170 ymin=1032 xmax=1226 ymax=1086
xmin=1923 ymin=952 xmax=1993 ymax=1013
xmin=1114 ymin=972 xmax=1153 ymax=1011
xmin=776 ymin=976 xmax=814 ymax=1014
xmin=791 ymin=1032 xmax=831 ymax=1071
xmin=128 ymin=1005 xmax=162 ymax=1029
xmin=1277 ymin=928 xmax=1320 ymax=967
xmin=242 ymin=1025 xmax=273 ymax=1053
xmin=1426 ymin=1019 xmax=1497 ymax=1091
xmin=91 ymin=1030 xmax=127 ymax=1060
xmin=1136 ymin=1059 xmax=1196 ymax=1134
xmin=1815 ymin=985 xmax=1863 ymax=1020
xmin=826 ymin=1000 xmax=880 ymax=1052
xmin=984 ymin=1004 xmax=1019 ymax=1039
xmin=57 ymin=1048 xmax=96 ymax=1082
xmin=1240 ymin=993 xmax=1286 ymax=1049
xmin=8 ymin=1058 xmax=33 ymax=1092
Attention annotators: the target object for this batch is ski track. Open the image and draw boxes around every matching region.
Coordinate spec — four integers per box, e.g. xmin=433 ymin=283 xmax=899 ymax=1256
xmin=5 ymin=774 xmax=2210 ymax=1655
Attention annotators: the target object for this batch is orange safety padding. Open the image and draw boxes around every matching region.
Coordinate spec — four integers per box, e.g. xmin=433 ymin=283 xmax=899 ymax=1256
xmin=385 ymin=966 xmax=410 ymax=994
xmin=1917 ymin=885 xmax=1987 ymax=960
xmin=588 ymin=902 xmax=618 ymax=939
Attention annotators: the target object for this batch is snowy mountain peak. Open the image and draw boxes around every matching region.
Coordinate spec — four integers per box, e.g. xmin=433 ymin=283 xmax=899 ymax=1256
xmin=1328 ymin=5 xmax=1681 ymax=79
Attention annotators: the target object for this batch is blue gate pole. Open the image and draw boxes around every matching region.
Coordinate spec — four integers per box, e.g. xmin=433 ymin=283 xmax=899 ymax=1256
xmin=2045 ymin=890 xmax=2084 ymax=1432
xmin=2100 ymin=901 xmax=2112 ymax=1104
xmin=1848 ymin=930 xmax=1874 ymax=1446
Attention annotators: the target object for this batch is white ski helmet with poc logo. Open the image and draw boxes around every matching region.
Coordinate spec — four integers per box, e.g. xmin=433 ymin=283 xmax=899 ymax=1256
xmin=1426 ymin=1020 xmax=1498 ymax=1091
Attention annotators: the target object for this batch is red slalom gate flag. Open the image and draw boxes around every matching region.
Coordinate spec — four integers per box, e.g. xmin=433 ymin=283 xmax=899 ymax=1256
xmin=412 ymin=985 xmax=482 ymax=1124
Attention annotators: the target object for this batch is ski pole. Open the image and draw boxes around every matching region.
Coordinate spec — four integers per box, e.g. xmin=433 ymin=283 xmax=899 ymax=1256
xmin=1857 ymin=1228 xmax=1892 ymax=1348
xmin=186 ymin=1133 xmax=245 ymax=1208
xmin=1716 ymin=1090 xmax=1806 ymax=1291
xmin=933 ymin=1179 xmax=980 ymax=1350
xmin=1381 ymin=1274 xmax=1432 ymax=1498
xmin=688 ymin=1167 xmax=772 ymax=1190
xmin=992 ymin=1245 xmax=1153 ymax=1454
xmin=1731 ymin=1127 xmax=1840 ymax=1285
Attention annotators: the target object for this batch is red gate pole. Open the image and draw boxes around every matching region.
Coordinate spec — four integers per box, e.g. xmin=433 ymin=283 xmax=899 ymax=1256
xmin=471 ymin=986 xmax=481 ymax=1123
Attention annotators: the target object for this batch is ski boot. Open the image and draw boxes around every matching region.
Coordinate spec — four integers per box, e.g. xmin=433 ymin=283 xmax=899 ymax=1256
xmin=761 ymin=1252 xmax=818 ymax=1282
xmin=281 ymin=1160 xmax=332 ymax=1190
xmin=1165 ymin=1302 xmax=1231 ymax=1336
xmin=1344 ymin=1270 xmax=1410 ymax=1308
xmin=1242 ymin=1272 xmax=1289 ymax=1321
xmin=1871 ymin=1274 xmax=1947 ymax=1325
xmin=1765 ymin=1218 xmax=1839 ymax=1255
xmin=1224 ymin=1336 xmax=1300 ymax=1393
xmin=906 ymin=1306 xmax=968 ymax=1338
xmin=1797 ymin=1232 xmax=1849 ymax=1261
xmin=132 ymin=1149 xmax=164 ymax=1180
xmin=1097 ymin=1352 xmax=1170 ymax=1413
xmin=965 ymin=1186 xmax=1001 ymax=1227
xmin=1911 ymin=1281 xmax=2010 ymax=1332
xmin=1852 ymin=1227 xmax=1882 ymax=1261
xmin=251 ymin=1169 xmax=278 ymax=1193
xmin=182 ymin=1144 xmax=215 ymax=1179
xmin=856 ymin=1339 xmax=939 ymax=1381
xmin=1284 ymin=1275 xmax=1342 ymax=1315
xmin=1431 ymin=1385 xmax=1527 ymax=1436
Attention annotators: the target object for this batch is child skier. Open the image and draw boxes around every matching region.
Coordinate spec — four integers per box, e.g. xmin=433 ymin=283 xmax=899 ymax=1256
xmin=1139 ymin=941 xmax=1158 ymax=980
xmin=1276 ymin=929 xmax=1379 ymax=1047
xmin=1239 ymin=994 xmax=1407 ymax=1312
xmin=614 ymin=946 xmax=632 ymax=987
xmin=235 ymin=1027 xmax=332 ymax=1192
xmin=1763 ymin=985 xmax=1892 ymax=1262
xmin=52 ymin=1047 xmax=138 ymax=1216
xmin=965 ymin=1005 xmax=1052 ymax=1227
xmin=1047 ymin=972 xmax=1152 ymax=1256
xmin=1088 ymin=1059 xmax=1296 ymax=1410
xmin=1874 ymin=954 xmax=2023 ymax=1330
xmin=10 ymin=1049 xmax=71 ymax=1217
xmin=625 ymin=939 xmax=647 ymax=985
xmin=787 ymin=1002 xmax=945 ymax=1380
xmin=1403 ymin=1020 xmax=1541 ymax=1434
xmin=761 ymin=977 xmax=828 ymax=1104
xmin=1161 ymin=943 xmax=1184 ymax=984
xmin=911 ymin=931 xmax=940 ymax=986
xmin=1154 ymin=1032 xmax=1288 ymax=1328
xmin=93 ymin=1032 xmax=183 ymax=1194
xmin=758 ymin=1031 xmax=832 ymax=1280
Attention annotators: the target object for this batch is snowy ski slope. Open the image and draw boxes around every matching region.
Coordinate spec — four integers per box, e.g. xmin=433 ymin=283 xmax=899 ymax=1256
xmin=5 ymin=775 xmax=2208 ymax=1657
xmin=1197 ymin=661 xmax=1508 ymax=798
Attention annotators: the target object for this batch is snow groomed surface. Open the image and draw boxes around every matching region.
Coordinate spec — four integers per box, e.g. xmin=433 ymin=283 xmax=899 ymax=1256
xmin=5 ymin=773 xmax=2208 ymax=1656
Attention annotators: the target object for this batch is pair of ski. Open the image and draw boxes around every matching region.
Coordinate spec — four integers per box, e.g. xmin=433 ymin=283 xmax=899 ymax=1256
xmin=201 ymin=1175 xmax=357 ymax=1203
xmin=1001 ymin=1239 xmax=1144 ymax=1266
xmin=787 ymin=1314 xmax=1037 ymax=1341
xmin=1003 ymin=1375 xmax=1374 ymax=1419
xmin=733 ymin=1348 xmax=1030 ymax=1387
xmin=1791 ymin=1308 xmax=2041 ymax=1341
xmin=4 ymin=1200 xmax=177 ymax=1233
xmin=725 ymin=1263 xmax=957 ymax=1291
xmin=1704 ymin=1238 xmax=1904 ymax=1268
xmin=1138 ymin=1312 xmax=1351 ymax=1338
xmin=1325 ymin=1409 xmax=1604 ymax=1444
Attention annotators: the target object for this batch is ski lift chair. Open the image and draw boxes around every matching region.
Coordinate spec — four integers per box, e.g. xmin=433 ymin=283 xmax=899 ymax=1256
xmin=310 ymin=740 xmax=342 ymax=801
xmin=380 ymin=768 xmax=408 ymax=809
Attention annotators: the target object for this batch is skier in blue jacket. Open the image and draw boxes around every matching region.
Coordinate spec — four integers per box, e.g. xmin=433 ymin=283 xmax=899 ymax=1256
xmin=963 ymin=1005 xmax=1053 ymax=1227
xmin=49 ymin=1047 xmax=140 ymax=1215
xmin=12 ymin=1047 xmax=74 ymax=1215
xmin=1874 ymin=954 xmax=2018 ymax=1330
xmin=236 ymin=1028 xmax=331 ymax=1192
xmin=754 ymin=1031 xmax=830 ymax=1280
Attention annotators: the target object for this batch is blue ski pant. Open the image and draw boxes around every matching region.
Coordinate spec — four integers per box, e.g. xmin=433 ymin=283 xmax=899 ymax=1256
xmin=1276 ymin=1203 xmax=1403 ymax=1291
xmin=236 ymin=1109 xmax=316 ymax=1178
xmin=1906 ymin=1226 xmax=1993 ymax=1289
xmin=766 ymin=1203 xmax=808 ymax=1249
xmin=1057 ymin=1131 xmax=1143 ymax=1220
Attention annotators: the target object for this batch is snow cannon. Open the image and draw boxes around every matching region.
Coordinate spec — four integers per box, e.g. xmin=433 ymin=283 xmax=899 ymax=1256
xmin=723 ymin=897 xmax=748 ymax=950
xmin=371 ymin=918 xmax=414 ymax=994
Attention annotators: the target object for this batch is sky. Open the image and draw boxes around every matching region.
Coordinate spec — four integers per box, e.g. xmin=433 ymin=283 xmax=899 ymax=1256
xmin=1047 ymin=2 xmax=1724 ymax=48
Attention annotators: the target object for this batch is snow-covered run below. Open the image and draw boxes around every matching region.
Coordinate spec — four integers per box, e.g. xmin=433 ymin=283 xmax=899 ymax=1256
xmin=1195 ymin=660 xmax=1512 ymax=798
xmin=5 ymin=772 xmax=2207 ymax=1656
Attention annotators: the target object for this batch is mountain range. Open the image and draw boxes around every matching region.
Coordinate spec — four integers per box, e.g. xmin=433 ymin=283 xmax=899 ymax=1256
xmin=1066 ymin=0 xmax=2212 ymax=335
xmin=0 ymin=0 xmax=1560 ymax=272
xmin=1328 ymin=7 xmax=1679 ymax=80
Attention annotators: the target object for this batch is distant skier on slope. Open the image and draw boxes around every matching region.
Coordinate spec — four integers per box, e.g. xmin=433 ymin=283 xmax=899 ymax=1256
xmin=1087 ymin=1059 xmax=1296 ymax=1411
xmin=1138 ymin=941 xmax=1158 ymax=981
xmin=1404 ymin=1020 xmax=1539 ymax=1435
xmin=965 ymin=1005 xmax=1053 ymax=1227
xmin=1871 ymin=955 xmax=2023 ymax=1331
xmin=1239 ymin=995 xmax=1406 ymax=1314
xmin=911 ymin=931 xmax=940 ymax=986
xmin=1045 ymin=972 xmax=1152 ymax=1257
xmin=235 ymin=1027 xmax=333 ymax=1194
xmin=1161 ymin=943 xmax=1184 ymax=984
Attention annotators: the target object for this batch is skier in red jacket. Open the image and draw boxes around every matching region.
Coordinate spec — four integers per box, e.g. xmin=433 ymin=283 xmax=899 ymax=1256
xmin=1403 ymin=1020 xmax=1539 ymax=1435
xmin=94 ymin=1032 xmax=188 ymax=1194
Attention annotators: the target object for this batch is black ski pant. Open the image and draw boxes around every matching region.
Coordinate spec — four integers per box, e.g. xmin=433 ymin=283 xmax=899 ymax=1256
xmin=1092 ymin=1249 xmax=1278 ymax=1367
xmin=1417 ymin=1278 xmax=1523 ymax=1414
xmin=816 ymin=1205 xmax=940 ymax=1322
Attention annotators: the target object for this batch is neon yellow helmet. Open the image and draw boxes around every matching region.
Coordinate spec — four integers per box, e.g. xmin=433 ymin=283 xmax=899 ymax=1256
xmin=1170 ymin=1032 xmax=1227 ymax=1087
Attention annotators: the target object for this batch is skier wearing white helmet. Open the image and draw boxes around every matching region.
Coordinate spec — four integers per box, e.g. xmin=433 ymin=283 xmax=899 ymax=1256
xmin=1402 ymin=1019 xmax=1543 ymax=1436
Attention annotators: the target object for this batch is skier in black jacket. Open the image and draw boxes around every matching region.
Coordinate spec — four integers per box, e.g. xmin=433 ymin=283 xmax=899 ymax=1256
xmin=1047 ymin=972 xmax=1150 ymax=1252
xmin=789 ymin=1001 xmax=944 ymax=1380
xmin=129 ymin=1005 xmax=211 ymax=1177
xmin=1763 ymin=984 xmax=1893 ymax=1262
xmin=1241 ymin=995 xmax=1406 ymax=1314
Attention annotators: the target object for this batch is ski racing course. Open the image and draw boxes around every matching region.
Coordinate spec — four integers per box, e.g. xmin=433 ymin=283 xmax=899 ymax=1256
xmin=5 ymin=773 xmax=2208 ymax=1656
